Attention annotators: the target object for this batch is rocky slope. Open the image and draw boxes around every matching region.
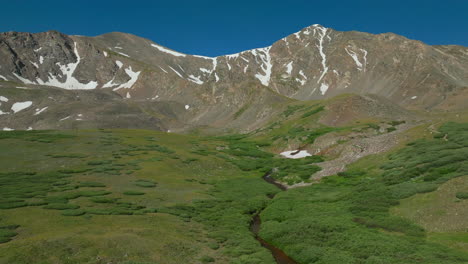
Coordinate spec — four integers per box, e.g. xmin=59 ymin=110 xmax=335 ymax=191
xmin=0 ymin=25 xmax=467 ymax=131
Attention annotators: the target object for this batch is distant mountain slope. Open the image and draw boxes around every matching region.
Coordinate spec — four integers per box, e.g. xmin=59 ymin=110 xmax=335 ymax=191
xmin=0 ymin=25 xmax=467 ymax=131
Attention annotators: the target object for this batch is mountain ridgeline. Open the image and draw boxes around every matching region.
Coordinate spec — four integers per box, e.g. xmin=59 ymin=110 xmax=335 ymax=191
xmin=0 ymin=25 xmax=467 ymax=132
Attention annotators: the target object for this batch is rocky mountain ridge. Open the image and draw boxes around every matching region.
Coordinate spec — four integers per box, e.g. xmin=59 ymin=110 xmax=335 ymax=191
xmin=0 ymin=24 xmax=467 ymax=132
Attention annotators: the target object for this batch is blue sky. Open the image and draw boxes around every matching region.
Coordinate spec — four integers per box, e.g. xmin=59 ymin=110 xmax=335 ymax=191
xmin=1 ymin=0 xmax=467 ymax=57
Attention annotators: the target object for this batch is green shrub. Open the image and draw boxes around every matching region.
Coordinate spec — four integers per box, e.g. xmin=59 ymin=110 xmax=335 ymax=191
xmin=87 ymin=160 xmax=112 ymax=166
xmin=0 ymin=229 xmax=17 ymax=238
xmin=456 ymin=192 xmax=468 ymax=199
xmin=78 ymin=181 xmax=106 ymax=188
xmin=134 ymin=180 xmax=157 ymax=188
xmin=123 ymin=191 xmax=145 ymax=196
xmin=283 ymin=105 xmax=305 ymax=117
xmin=62 ymin=209 xmax=86 ymax=216
xmin=90 ymin=197 xmax=117 ymax=203
xmin=43 ymin=203 xmax=80 ymax=210
xmin=0 ymin=237 xmax=11 ymax=244
xmin=0 ymin=202 xmax=28 ymax=209
xmin=367 ymin=123 xmax=380 ymax=130
xmin=207 ymin=242 xmax=219 ymax=250
xmin=200 ymin=256 xmax=215 ymax=263
xmin=389 ymin=120 xmax=406 ymax=126
xmin=301 ymin=106 xmax=324 ymax=118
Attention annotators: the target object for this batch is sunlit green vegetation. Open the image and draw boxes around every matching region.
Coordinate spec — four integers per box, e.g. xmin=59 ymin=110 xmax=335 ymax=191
xmin=0 ymin=120 xmax=467 ymax=264
xmin=258 ymin=122 xmax=468 ymax=263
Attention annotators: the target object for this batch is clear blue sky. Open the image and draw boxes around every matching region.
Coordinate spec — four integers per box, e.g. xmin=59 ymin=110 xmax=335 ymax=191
xmin=1 ymin=0 xmax=467 ymax=57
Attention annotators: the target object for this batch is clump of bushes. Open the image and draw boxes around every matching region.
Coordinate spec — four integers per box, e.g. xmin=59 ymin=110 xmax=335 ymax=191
xmin=301 ymin=105 xmax=325 ymax=118
xmin=456 ymin=192 xmax=468 ymax=199
xmin=62 ymin=209 xmax=86 ymax=216
xmin=78 ymin=181 xmax=106 ymax=188
xmin=43 ymin=203 xmax=80 ymax=210
xmin=90 ymin=197 xmax=117 ymax=204
xmin=134 ymin=180 xmax=157 ymax=188
xmin=0 ymin=225 xmax=19 ymax=244
xmin=123 ymin=191 xmax=145 ymax=196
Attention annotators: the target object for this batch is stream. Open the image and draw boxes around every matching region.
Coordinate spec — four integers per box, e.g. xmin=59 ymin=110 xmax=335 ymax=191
xmin=249 ymin=173 xmax=298 ymax=264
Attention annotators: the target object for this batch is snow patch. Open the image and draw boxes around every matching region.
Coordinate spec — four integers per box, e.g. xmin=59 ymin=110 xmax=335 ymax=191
xmin=200 ymin=68 xmax=211 ymax=74
xmin=315 ymin=26 xmax=329 ymax=84
xmin=103 ymin=77 xmax=119 ymax=88
xmin=11 ymin=101 xmax=33 ymax=113
xmin=280 ymin=150 xmax=312 ymax=159
xmin=35 ymin=42 xmax=98 ymax=90
xmin=151 ymin=43 xmax=186 ymax=57
xmin=34 ymin=106 xmax=48 ymax=115
xmin=39 ymin=56 xmax=44 ymax=64
xmin=116 ymin=51 xmax=130 ymax=57
xmin=30 ymin=61 xmax=39 ymax=68
xmin=0 ymin=96 xmax=8 ymax=102
xmin=411 ymin=96 xmax=417 ymax=99
xmin=169 ymin=66 xmax=184 ymax=78
xmin=254 ymin=47 xmax=273 ymax=86
xmin=13 ymin=73 xmax=35 ymax=84
xmin=187 ymin=75 xmax=203 ymax=85
xmin=185 ymin=104 xmax=190 ymax=110
xmin=319 ymin=83 xmax=329 ymax=95
xmin=192 ymin=55 xmax=214 ymax=59
xmin=112 ymin=66 xmax=141 ymax=90
xmin=126 ymin=92 xmax=131 ymax=99
xmin=34 ymin=47 xmax=42 ymax=52
xmin=103 ymin=51 xmax=108 ymax=57
xmin=59 ymin=116 xmax=71 ymax=121
xmin=295 ymin=70 xmax=308 ymax=86
xmin=0 ymin=75 xmax=7 ymax=81
xmin=3 ymin=127 xmax=14 ymax=131
xmin=226 ymin=53 xmax=239 ymax=60
xmin=345 ymin=46 xmax=365 ymax=71
xmin=115 ymin=60 xmax=123 ymax=68
xmin=158 ymin=67 xmax=168 ymax=73
xmin=285 ymin=61 xmax=293 ymax=75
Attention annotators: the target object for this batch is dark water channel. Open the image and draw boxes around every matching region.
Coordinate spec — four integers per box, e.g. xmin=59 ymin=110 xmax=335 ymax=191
xmin=249 ymin=173 xmax=298 ymax=264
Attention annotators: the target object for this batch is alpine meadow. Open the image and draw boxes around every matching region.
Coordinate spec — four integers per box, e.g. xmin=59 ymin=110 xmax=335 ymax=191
xmin=1 ymin=5 xmax=468 ymax=263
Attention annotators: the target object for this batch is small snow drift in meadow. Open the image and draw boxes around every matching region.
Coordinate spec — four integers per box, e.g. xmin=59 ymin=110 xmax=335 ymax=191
xmin=185 ymin=105 xmax=190 ymax=110
xmin=280 ymin=150 xmax=312 ymax=159
xmin=11 ymin=101 xmax=33 ymax=113
xmin=3 ymin=127 xmax=14 ymax=131
xmin=0 ymin=96 xmax=8 ymax=102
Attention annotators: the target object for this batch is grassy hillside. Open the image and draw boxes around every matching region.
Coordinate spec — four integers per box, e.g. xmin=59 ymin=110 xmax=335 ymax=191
xmin=0 ymin=116 xmax=468 ymax=263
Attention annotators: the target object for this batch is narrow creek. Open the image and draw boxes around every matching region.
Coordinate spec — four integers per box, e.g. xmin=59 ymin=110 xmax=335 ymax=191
xmin=249 ymin=173 xmax=298 ymax=264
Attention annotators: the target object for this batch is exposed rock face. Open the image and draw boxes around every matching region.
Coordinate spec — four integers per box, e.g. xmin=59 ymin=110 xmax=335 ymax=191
xmin=0 ymin=25 xmax=467 ymax=131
